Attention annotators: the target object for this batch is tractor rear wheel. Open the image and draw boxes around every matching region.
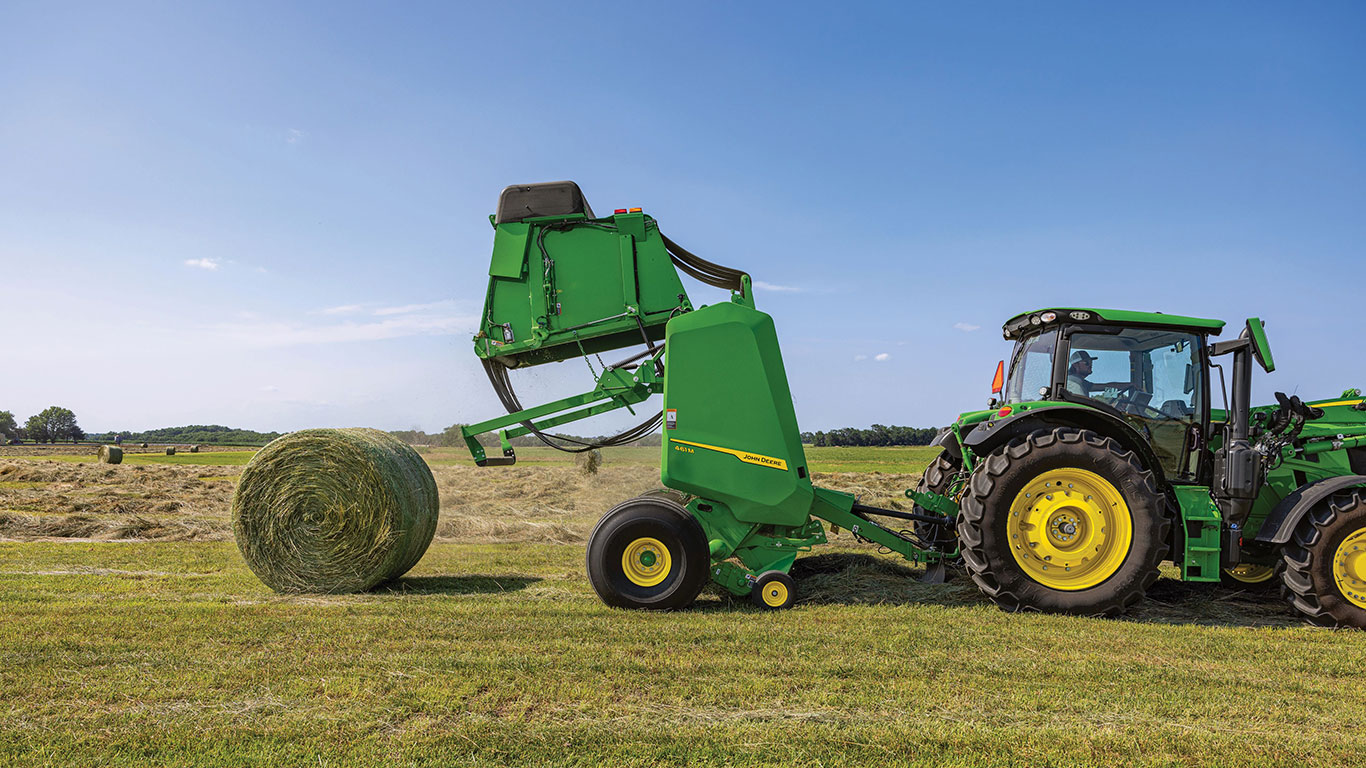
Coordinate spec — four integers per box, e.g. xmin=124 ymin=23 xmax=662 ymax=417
xmin=958 ymin=426 xmax=1169 ymax=616
xmin=913 ymin=451 xmax=961 ymax=553
xmin=1281 ymin=490 xmax=1366 ymax=629
xmin=587 ymin=493 xmax=710 ymax=610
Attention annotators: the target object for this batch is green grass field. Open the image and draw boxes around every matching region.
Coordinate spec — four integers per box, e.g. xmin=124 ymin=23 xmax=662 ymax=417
xmin=2 ymin=540 xmax=1363 ymax=767
xmin=3 ymin=445 xmax=1365 ymax=766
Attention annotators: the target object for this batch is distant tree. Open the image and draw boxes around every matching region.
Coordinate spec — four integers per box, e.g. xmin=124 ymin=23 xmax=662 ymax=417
xmin=25 ymin=406 xmax=81 ymax=444
xmin=0 ymin=410 xmax=18 ymax=441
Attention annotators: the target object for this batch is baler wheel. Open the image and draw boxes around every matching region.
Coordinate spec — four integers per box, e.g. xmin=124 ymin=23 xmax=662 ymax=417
xmin=751 ymin=571 xmax=796 ymax=610
xmin=1281 ymin=490 xmax=1366 ymax=628
xmin=957 ymin=426 xmax=1168 ymax=616
xmin=913 ymin=451 xmax=961 ymax=554
xmin=586 ymin=494 xmax=709 ymax=610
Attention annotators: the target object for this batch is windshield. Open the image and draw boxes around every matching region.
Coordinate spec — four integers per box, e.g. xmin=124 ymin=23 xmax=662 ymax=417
xmin=1005 ymin=329 xmax=1057 ymax=404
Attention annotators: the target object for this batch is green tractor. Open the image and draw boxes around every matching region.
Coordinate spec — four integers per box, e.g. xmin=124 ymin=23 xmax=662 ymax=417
xmin=934 ymin=308 xmax=1366 ymax=627
xmin=462 ymin=181 xmax=1366 ymax=627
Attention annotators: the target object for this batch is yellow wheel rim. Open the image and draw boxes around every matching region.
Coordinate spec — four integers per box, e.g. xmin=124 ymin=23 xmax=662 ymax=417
xmin=1333 ymin=527 xmax=1366 ymax=610
xmin=621 ymin=537 xmax=671 ymax=588
xmin=761 ymin=580 xmax=789 ymax=607
xmin=1225 ymin=563 xmax=1276 ymax=584
xmin=1006 ymin=468 xmax=1133 ymax=591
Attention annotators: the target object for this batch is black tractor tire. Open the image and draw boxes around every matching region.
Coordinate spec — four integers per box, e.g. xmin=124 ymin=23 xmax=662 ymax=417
xmin=1281 ymin=490 xmax=1366 ymax=629
xmin=958 ymin=426 xmax=1170 ymax=617
xmin=913 ymin=451 xmax=961 ymax=553
xmin=586 ymin=493 xmax=710 ymax=611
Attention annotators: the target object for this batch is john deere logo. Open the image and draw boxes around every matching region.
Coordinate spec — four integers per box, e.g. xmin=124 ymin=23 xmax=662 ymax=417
xmin=742 ymin=453 xmax=783 ymax=468
xmin=668 ymin=439 xmax=788 ymax=471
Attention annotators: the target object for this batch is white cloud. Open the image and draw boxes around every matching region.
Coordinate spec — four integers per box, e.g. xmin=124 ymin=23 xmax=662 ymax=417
xmin=373 ymin=300 xmax=455 ymax=316
xmin=317 ymin=304 xmax=365 ymax=315
xmin=753 ymin=281 xmax=801 ymax=293
xmin=206 ymin=301 xmax=477 ymax=348
xmin=874 ymin=353 xmax=890 ymax=362
xmin=184 ymin=258 xmax=220 ymax=271
xmin=853 ymin=354 xmax=868 ymax=361
xmin=953 ymin=322 xmax=981 ymax=332
xmin=286 ymin=128 xmax=307 ymax=144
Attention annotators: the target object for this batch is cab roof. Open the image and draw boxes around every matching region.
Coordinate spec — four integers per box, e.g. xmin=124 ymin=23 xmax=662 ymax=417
xmin=1002 ymin=308 xmax=1226 ymax=340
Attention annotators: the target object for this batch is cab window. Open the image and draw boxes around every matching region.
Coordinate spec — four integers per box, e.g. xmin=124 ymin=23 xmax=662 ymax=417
xmin=1066 ymin=328 xmax=1204 ymax=479
xmin=1005 ymin=329 xmax=1057 ymax=403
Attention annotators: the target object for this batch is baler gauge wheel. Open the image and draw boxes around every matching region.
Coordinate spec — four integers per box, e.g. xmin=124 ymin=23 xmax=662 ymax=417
xmin=751 ymin=571 xmax=796 ymax=610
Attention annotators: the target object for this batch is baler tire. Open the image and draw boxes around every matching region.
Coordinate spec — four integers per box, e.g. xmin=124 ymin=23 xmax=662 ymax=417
xmin=957 ymin=426 xmax=1169 ymax=617
xmin=750 ymin=571 xmax=796 ymax=610
xmin=913 ymin=451 xmax=962 ymax=554
xmin=1281 ymin=490 xmax=1366 ymax=629
xmin=586 ymin=494 xmax=709 ymax=611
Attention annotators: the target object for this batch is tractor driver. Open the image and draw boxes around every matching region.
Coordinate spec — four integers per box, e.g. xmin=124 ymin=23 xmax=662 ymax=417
xmin=1066 ymin=350 xmax=1126 ymax=402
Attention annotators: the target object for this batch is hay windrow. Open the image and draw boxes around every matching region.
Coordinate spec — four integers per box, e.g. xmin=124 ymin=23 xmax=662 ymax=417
xmin=231 ymin=428 xmax=439 ymax=594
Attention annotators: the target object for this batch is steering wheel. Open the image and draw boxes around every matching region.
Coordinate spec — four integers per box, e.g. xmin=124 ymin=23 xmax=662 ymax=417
xmin=1115 ymin=388 xmax=1175 ymax=420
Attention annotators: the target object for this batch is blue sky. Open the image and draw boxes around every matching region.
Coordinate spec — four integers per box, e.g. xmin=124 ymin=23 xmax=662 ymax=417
xmin=2 ymin=2 xmax=1363 ymax=434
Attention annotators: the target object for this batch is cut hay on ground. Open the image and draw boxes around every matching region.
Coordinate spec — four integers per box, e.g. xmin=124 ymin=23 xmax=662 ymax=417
xmin=231 ymin=428 xmax=439 ymax=593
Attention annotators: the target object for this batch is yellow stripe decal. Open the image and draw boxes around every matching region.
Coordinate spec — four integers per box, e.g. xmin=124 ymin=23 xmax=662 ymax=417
xmin=1311 ymin=399 xmax=1364 ymax=408
xmin=669 ymin=439 xmax=788 ymax=471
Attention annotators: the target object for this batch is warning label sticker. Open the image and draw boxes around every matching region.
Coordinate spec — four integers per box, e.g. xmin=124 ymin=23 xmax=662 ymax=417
xmin=665 ymin=409 xmax=677 ymax=430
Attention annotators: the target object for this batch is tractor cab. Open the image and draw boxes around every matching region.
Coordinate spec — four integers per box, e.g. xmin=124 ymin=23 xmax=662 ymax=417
xmin=996 ymin=308 xmax=1226 ymax=482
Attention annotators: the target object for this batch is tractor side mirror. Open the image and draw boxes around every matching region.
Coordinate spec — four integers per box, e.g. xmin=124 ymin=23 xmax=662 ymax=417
xmin=1245 ymin=318 xmax=1275 ymax=373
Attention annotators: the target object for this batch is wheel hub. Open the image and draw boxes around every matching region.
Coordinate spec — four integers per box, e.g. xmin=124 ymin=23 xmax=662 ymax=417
xmin=621 ymin=537 xmax=672 ymax=588
xmin=1007 ymin=468 xmax=1134 ymax=590
xmin=1333 ymin=527 xmax=1366 ymax=610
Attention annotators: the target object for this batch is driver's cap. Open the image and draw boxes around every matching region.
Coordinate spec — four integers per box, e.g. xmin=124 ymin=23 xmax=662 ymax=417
xmin=1070 ymin=350 xmax=1097 ymax=364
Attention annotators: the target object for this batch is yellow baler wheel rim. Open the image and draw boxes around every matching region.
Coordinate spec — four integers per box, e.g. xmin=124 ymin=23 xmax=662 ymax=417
xmin=621 ymin=537 xmax=672 ymax=588
xmin=761 ymin=580 xmax=790 ymax=607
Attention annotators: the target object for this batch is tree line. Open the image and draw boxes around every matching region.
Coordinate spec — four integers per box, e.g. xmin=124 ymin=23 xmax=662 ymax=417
xmin=801 ymin=424 xmax=942 ymax=446
xmin=0 ymin=408 xmax=285 ymax=446
xmin=0 ymin=407 xmax=85 ymax=444
xmin=96 ymin=425 xmax=285 ymax=446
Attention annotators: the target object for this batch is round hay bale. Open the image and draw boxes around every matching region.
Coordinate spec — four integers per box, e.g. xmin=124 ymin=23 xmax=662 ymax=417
xmin=189 ymin=445 xmax=200 ymax=453
xmin=574 ymin=448 xmax=603 ymax=475
xmin=98 ymin=445 xmax=123 ymax=464
xmin=231 ymin=428 xmax=439 ymax=593
xmin=165 ymin=447 xmax=176 ymax=456
xmin=140 ymin=442 xmax=148 ymax=448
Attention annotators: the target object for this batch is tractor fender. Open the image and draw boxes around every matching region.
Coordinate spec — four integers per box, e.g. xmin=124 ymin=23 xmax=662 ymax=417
xmin=961 ymin=406 xmax=1168 ymax=488
xmin=1251 ymin=474 xmax=1366 ymax=545
xmin=930 ymin=427 xmax=962 ymax=461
